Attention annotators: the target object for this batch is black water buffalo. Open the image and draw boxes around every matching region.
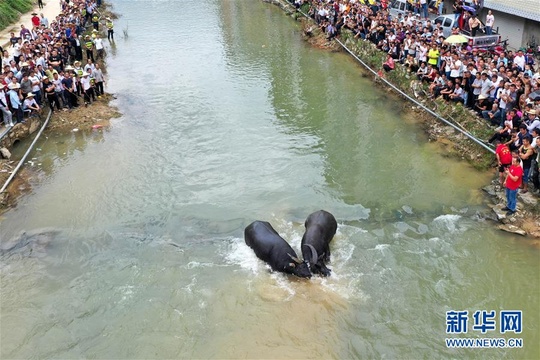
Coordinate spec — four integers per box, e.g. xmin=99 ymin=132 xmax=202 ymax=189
xmin=301 ymin=210 xmax=337 ymax=276
xmin=244 ymin=221 xmax=311 ymax=278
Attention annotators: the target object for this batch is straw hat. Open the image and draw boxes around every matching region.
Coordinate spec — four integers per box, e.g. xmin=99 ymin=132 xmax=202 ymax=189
xmin=8 ymin=83 xmax=20 ymax=90
xmin=527 ymin=109 xmax=537 ymax=115
xmin=26 ymin=93 xmax=35 ymax=97
xmin=478 ymin=94 xmax=488 ymax=100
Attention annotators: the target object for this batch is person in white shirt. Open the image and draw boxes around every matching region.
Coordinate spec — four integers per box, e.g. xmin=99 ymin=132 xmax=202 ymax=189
xmin=0 ymin=83 xmax=14 ymax=127
xmin=28 ymin=70 xmax=42 ymax=105
xmin=449 ymin=53 xmax=462 ymax=82
xmin=80 ymin=72 xmax=96 ymax=105
xmin=22 ymin=92 xmax=40 ymax=115
xmin=513 ymin=50 xmax=526 ymax=71
xmin=485 ymin=10 xmax=495 ymax=35
xmin=94 ymin=34 xmax=104 ymax=60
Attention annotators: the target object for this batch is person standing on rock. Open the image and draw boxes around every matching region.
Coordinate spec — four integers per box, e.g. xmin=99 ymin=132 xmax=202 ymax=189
xmin=0 ymin=83 xmax=14 ymax=127
xmin=518 ymin=136 xmax=534 ymax=194
xmin=503 ymin=155 xmax=523 ymax=215
xmin=38 ymin=0 xmax=44 ymax=10
xmin=495 ymin=139 xmax=512 ymax=184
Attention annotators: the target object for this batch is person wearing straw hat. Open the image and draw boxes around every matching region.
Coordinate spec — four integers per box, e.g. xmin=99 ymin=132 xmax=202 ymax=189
xmin=22 ymin=92 xmax=40 ymax=116
xmin=7 ymin=83 xmax=23 ymax=124
xmin=0 ymin=83 xmax=14 ymax=127
xmin=524 ymin=109 xmax=540 ymax=134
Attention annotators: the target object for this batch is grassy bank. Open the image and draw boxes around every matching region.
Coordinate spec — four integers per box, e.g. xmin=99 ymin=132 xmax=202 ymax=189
xmin=0 ymin=0 xmax=34 ymax=31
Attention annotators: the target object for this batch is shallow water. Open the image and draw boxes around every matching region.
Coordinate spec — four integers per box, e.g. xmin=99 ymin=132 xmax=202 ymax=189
xmin=1 ymin=0 xmax=538 ymax=359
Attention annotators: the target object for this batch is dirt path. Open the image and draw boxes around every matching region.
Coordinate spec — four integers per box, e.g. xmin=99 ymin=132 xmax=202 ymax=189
xmin=0 ymin=0 xmax=61 ymax=49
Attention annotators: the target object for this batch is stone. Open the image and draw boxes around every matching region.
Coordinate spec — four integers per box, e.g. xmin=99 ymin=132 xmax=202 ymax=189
xmin=492 ymin=204 xmax=508 ymax=221
xmin=0 ymin=147 xmax=11 ymax=159
xmin=482 ymin=185 xmax=498 ymax=196
xmin=518 ymin=192 xmax=538 ymax=206
xmin=498 ymin=224 xmax=527 ymax=236
xmin=29 ymin=119 xmax=40 ymax=134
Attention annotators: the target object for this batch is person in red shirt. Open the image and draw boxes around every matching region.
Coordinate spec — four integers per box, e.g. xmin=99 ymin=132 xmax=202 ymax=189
xmin=495 ymin=140 xmax=512 ymax=184
xmin=31 ymin=13 xmax=40 ymax=28
xmin=504 ymin=156 xmax=523 ymax=215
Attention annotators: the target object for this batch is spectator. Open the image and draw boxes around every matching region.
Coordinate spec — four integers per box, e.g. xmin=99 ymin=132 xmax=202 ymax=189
xmin=382 ymin=53 xmax=395 ymax=72
xmin=42 ymin=77 xmax=61 ymax=112
xmin=0 ymin=83 xmax=14 ymax=127
xmin=7 ymin=83 xmax=23 ymax=124
xmin=524 ymin=109 xmax=540 ymax=134
xmin=494 ymin=139 xmax=513 ymax=184
xmin=449 ymin=81 xmax=465 ymax=103
xmin=468 ymin=14 xmax=481 ymax=37
xmin=519 ymin=136 xmax=534 ymax=193
xmin=482 ymin=102 xmax=501 ymax=126
xmin=485 ymin=10 xmax=494 ymax=35
xmin=416 ymin=61 xmax=428 ymax=80
xmin=22 ymin=92 xmax=40 ymax=115
xmin=503 ymin=155 xmax=523 ymax=215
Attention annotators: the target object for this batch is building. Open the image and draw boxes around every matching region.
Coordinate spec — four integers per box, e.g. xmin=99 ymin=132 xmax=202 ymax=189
xmin=481 ymin=0 xmax=540 ymax=49
xmin=438 ymin=0 xmax=540 ymax=49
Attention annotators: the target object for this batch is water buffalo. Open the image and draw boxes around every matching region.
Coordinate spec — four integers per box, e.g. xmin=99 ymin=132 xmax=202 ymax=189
xmin=244 ymin=221 xmax=311 ymax=278
xmin=301 ymin=210 xmax=337 ymax=276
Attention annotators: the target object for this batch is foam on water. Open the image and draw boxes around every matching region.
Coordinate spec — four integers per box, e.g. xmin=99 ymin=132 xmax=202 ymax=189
xmin=223 ymin=236 xmax=264 ymax=275
xmin=432 ymin=214 xmax=464 ymax=233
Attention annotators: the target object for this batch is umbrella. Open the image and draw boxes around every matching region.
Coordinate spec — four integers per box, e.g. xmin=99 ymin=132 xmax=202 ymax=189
xmin=462 ymin=5 xmax=476 ymax=15
xmin=529 ymin=90 xmax=540 ymax=101
xmin=445 ymin=34 xmax=468 ymax=44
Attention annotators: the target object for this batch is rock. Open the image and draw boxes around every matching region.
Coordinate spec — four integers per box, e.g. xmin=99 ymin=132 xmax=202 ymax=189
xmin=518 ymin=192 xmax=538 ymax=206
xmin=483 ymin=185 xmax=498 ymax=196
xmin=29 ymin=119 xmax=40 ymax=134
xmin=0 ymin=147 xmax=11 ymax=159
xmin=498 ymin=224 xmax=527 ymax=236
xmin=492 ymin=204 xmax=508 ymax=221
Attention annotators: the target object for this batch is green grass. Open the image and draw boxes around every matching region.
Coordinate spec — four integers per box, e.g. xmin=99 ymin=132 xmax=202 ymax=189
xmin=0 ymin=0 xmax=34 ymax=31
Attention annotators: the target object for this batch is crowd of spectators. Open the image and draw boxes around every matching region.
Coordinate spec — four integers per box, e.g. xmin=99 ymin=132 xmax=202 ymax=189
xmin=0 ymin=0 xmax=114 ymax=127
xmin=293 ymin=0 xmax=540 ymax=193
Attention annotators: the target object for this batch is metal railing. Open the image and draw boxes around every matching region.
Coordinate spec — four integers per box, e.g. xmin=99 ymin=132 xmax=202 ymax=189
xmin=0 ymin=109 xmax=52 ymax=194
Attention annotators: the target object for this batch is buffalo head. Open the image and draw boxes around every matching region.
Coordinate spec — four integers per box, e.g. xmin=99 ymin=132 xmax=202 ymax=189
xmin=287 ymin=253 xmax=312 ymax=278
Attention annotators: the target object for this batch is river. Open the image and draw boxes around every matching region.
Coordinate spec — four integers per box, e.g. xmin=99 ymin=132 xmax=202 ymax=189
xmin=0 ymin=0 xmax=538 ymax=358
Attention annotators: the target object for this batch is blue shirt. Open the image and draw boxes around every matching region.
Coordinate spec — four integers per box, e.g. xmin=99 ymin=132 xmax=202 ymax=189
xmin=8 ymin=90 xmax=21 ymax=109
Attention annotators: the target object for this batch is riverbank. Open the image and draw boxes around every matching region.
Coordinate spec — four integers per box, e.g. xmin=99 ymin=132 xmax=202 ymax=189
xmin=267 ymin=0 xmax=539 ymax=238
xmin=0 ymin=1 xmax=121 ymax=211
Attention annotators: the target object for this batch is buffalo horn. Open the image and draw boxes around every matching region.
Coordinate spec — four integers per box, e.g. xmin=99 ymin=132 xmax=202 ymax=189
xmin=303 ymin=244 xmax=318 ymax=265
xmin=287 ymin=253 xmax=302 ymax=264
